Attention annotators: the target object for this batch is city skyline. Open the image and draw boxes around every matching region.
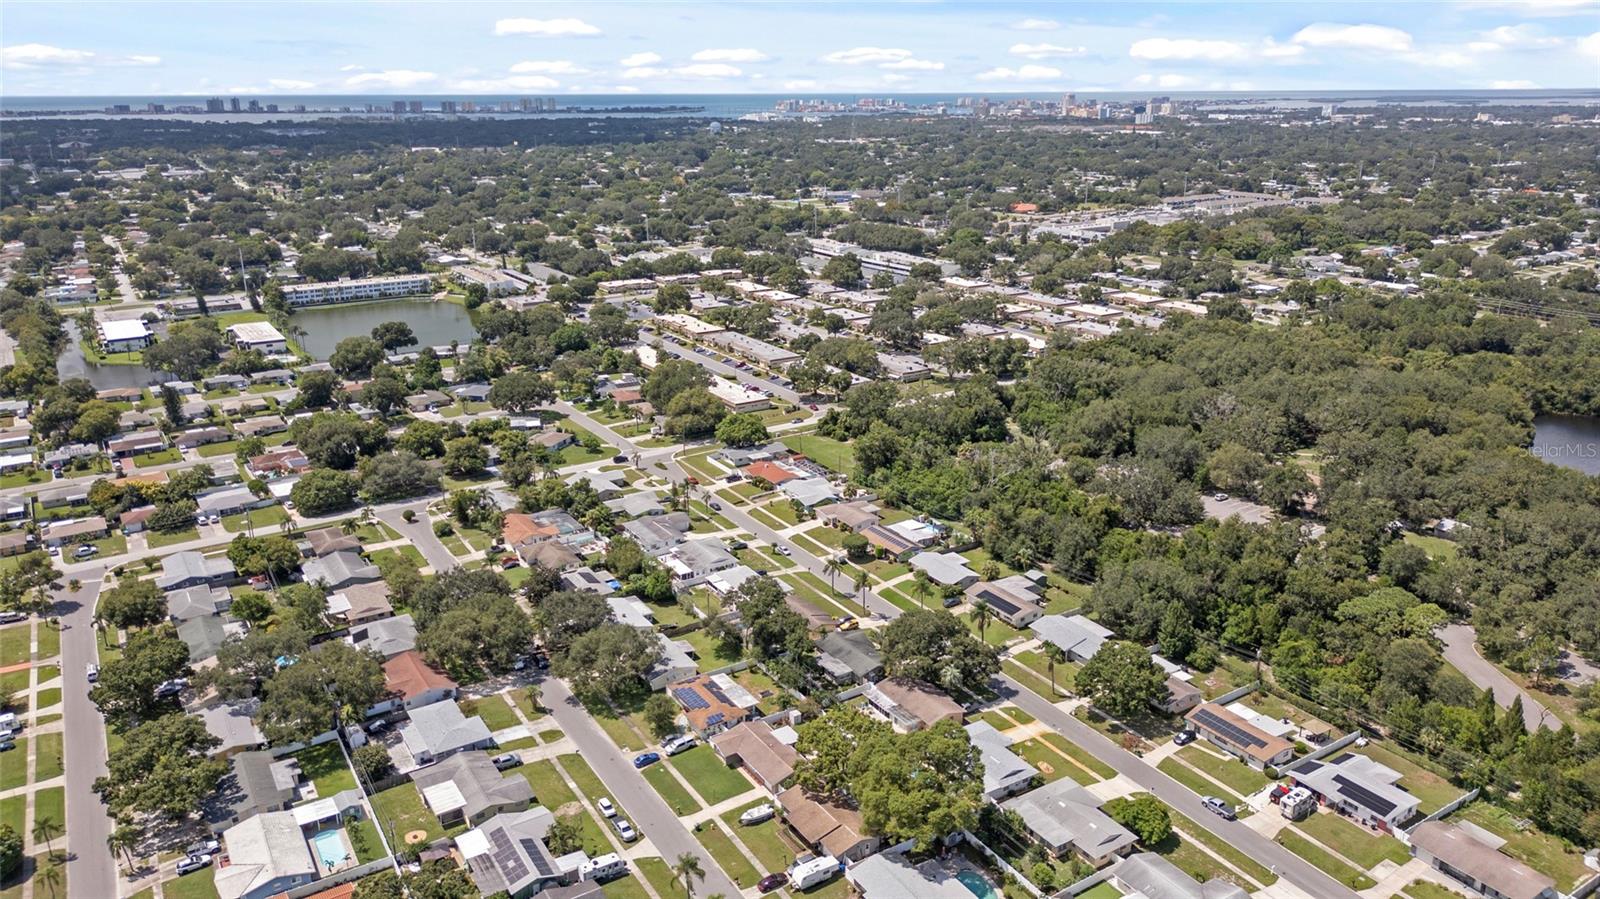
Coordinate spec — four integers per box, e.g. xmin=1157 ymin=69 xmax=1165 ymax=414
xmin=3 ymin=0 xmax=1598 ymax=97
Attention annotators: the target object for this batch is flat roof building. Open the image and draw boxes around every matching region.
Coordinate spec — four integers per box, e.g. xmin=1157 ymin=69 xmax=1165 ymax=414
xmin=98 ymin=318 xmax=152 ymax=352
xmin=226 ymin=322 xmax=289 ymax=353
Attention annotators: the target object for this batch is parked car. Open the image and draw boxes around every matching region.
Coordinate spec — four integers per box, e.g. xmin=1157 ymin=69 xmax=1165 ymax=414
xmin=835 ymin=617 xmax=860 ymax=631
xmin=1173 ymin=729 xmax=1197 ymax=746
xmin=632 ymin=752 xmax=661 ymax=769
xmin=1268 ymin=784 xmax=1291 ymax=804
xmin=597 ymin=797 xmax=617 ymax=818
xmin=775 ymin=545 xmax=791 ymax=556
xmin=613 ymin=818 xmax=638 ymax=842
xmin=612 ymin=455 xmax=628 ymax=464
xmin=758 ymin=872 xmax=789 ymax=893
xmin=154 ymin=677 xmax=189 ymax=698
xmin=1213 ymin=493 xmax=1229 ymax=502
xmin=85 ymin=663 xmax=99 ymax=683
xmin=807 ymin=404 xmax=819 ymax=411
xmin=726 ymin=539 xmax=747 ymax=551
xmin=663 ymin=734 xmax=696 ymax=756
xmin=74 ymin=544 xmax=98 ymax=558
xmin=708 ymin=501 xmax=722 ymax=511
xmin=186 ymin=839 xmax=220 ymax=857
xmin=176 ymin=856 xmax=213 ymax=876
xmin=739 ymin=804 xmax=775 ymax=826
xmin=1201 ymin=796 xmax=1236 ymax=820
xmin=0 ymin=740 xmax=13 ymax=752
xmin=491 ymin=753 xmax=523 ymax=771
xmin=0 ymin=611 xmax=26 ymax=624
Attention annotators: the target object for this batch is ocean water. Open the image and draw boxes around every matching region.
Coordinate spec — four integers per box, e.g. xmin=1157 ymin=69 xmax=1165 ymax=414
xmin=4 ymin=89 xmax=1598 ymax=119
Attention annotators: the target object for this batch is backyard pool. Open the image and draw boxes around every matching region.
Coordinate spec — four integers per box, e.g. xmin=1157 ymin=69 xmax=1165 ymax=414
xmin=956 ymin=867 xmax=1000 ymax=899
xmin=311 ymin=828 xmax=351 ymax=871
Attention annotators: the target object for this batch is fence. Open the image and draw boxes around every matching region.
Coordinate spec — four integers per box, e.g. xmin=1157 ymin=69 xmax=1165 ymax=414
xmin=1279 ymin=730 xmax=1363 ymax=775
xmin=1055 ymin=864 xmax=1117 ymax=898
xmin=1398 ymin=787 xmax=1480 ymax=847
xmin=1209 ymin=682 xmax=1260 ymax=706
xmin=959 ymin=830 xmax=1046 ymax=899
xmin=1568 ymin=867 xmax=1600 ymax=899
xmin=278 ymin=858 xmax=397 ymax=899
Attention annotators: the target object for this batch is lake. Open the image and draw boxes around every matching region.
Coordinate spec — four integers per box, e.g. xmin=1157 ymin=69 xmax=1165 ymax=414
xmin=1531 ymin=415 xmax=1600 ymax=476
xmin=291 ymin=299 xmax=479 ymax=359
xmin=56 ymin=322 xmax=169 ymax=390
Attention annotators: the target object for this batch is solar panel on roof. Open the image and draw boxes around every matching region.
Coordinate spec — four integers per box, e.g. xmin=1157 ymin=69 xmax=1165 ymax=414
xmin=974 ymin=588 xmax=1021 ymax=616
xmin=705 ymin=682 xmax=733 ymax=705
xmin=519 ymin=837 xmax=556 ymax=876
xmin=489 ymin=827 xmax=530 ymax=884
xmin=707 ymin=712 xmax=725 ymax=726
xmin=673 ymin=687 xmax=709 ymax=710
xmin=1332 ymin=773 xmax=1397 ymax=816
xmin=1193 ymin=707 xmax=1267 ymax=749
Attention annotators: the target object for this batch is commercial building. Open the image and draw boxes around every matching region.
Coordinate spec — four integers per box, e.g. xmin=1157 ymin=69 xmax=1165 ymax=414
xmin=226 ymin=321 xmax=289 ymax=354
xmin=707 ymin=379 xmax=773 ymax=413
xmin=280 ymin=274 xmax=433 ymax=307
xmin=703 ymin=330 xmax=802 ymax=368
xmin=98 ymin=318 xmax=152 ymax=352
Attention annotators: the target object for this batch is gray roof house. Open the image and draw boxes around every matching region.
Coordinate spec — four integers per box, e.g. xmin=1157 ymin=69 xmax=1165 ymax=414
xmin=1001 ymin=781 xmax=1138 ymax=864
xmin=661 ymin=538 xmax=738 ymax=587
xmin=167 ymin=585 xmax=233 ymax=621
xmin=605 ymin=491 xmax=665 ymax=518
xmin=413 ymin=752 xmax=535 ymax=828
xmin=401 ymin=701 xmax=495 ymax=765
xmin=458 ymin=807 xmax=565 ymax=899
xmin=1031 ymin=613 xmax=1114 ymax=663
xmin=215 ymin=811 xmax=317 ymax=899
xmin=964 ymin=721 xmax=1039 ymax=800
xmin=179 ymin=614 xmax=247 ymax=663
xmin=1111 ymin=853 xmax=1249 ymax=899
xmin=648 ymin=633 xmax=699 ymax=690
xmin=157 ymin=551 xmax=238 ymax=591
xmin=621 ymin=511 xmax=692 ymax=554
xmin=197 ymin=699 xmax=267 ymax=757
xmin=351 ymin=614 xmax=418 ymax=658
xmin=301 ymin=549 xmax=381 ymax=590
xmin=909 ymin=551 xmax=979 ymax=588
xmin=205 ymin=750 xmax=298 ymax=833
xmin=817 ymin=629 xmax=884 ymax=683
xmin=846 ymin=853 xmax=976 ymax=899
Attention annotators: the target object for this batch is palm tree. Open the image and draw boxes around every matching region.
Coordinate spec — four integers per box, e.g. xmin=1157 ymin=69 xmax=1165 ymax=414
xmin=980 ymin=560 xmax=1002 ymax=582
xmin=823 ymin=556 xmax=841 ymax=594
xmin=970 ymin=599 xmax=992 ymax=642
xmin=107 ymin=823 xmax=141 ymax=873
xmin=38 ymin=857 xmax=62 ymax=898
xmin=853 ymin=568 xmax=870 ymax=615
xmin=911 ymin=569 xmax=932 ymax=609
xmin=32 ymin=815 xmax=61 ymax=856
xmin=67 ymin=578 xmax=81 ymax=592
xmin=340 ymin=516 xmax=361 ymax=536
xmin=673 ymin=852 xmax=705 ymax=899
xmin=1044 ymin=643 xmax=1067 ymax=697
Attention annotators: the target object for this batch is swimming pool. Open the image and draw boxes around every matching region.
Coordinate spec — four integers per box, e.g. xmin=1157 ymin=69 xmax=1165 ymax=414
xmin=956 ymin=867 xmax=1000 ymax=899
xmin=310 ymin=829 xmax=349 ymax=870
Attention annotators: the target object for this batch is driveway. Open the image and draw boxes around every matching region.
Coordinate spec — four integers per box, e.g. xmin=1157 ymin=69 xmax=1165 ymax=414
xmin=1438 ymin=624 xmax=1551 ymax=731
xmin=374 ymin=500 xmax=459 ymax=573
xmin=539 ymin=676 xmax=742 ymax=898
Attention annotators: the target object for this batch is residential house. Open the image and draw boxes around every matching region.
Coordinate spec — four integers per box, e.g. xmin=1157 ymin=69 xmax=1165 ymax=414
xmin=1031 ymin=614 xmax=1113 ymax=663
xmin=777 ymin=787 xmax=879 ymax=863
xmin=350 ymin=614 xmax=418 ymax=659
xmin=326 ymin=581 xmax=393 ymax=626
xmin=204 ymin=374 xmax=249 ymax=392
xmin=1111 ymin=853 xmax=1250 ymax=899
xmin=1185 ymin=703 xmax=1296 ymax=770
xmin=119 ymin=505 xmax=157 ymax=534
xmin=964 ymin=576 xmax=1045 ymax=629
xmin=964 ymin=721 xmax=1039 ymax=801
xmin=372 ymin=650 xmax=458 ymax=715
xmin=561 ymin=566 xmax=617 ymax=596
xmin=414 ymin=752 xmax=535 ymax=828
xmin=400 ymin=701 xmax=496 ymax=765
xmin=167 ymin=585 xmax=233 ymax=621
xmin=156 ymin=551 xmax=238 ymax=591
xmin=1289 ymin=752 xmax=1421 ymax=832
xmin=205 ymin=751 xmax=298 ymax=833
xmin=302 ymin=550 xmax=381 ymax=591
xmin=235 ymin=415 xmax=289 ymax=438
xmin=620 ymin=511 xmax=691 ymax=554
xmin=1408 ymin=821 xmax=1557 ymax=899
xmin=1158 ymin=676 xmax=1204 ymax=715
xmin=1002 ymin=780 xmax=1138 ymax=865
xmin=707 ymin=564 xmax=760 ymax=599
xmin=882 ymin=518 xmax=943 ymax=548
xmin=303 ymin=527 xmax=360 ymax=557
xmin=179 ymin=614 xmax=247 ymax=663
xmin=0 ymin=532 xmax=33 ymax=557
xmin=908 ymin=552 xmax=979 ymax=588
xmin=741 ymin=460 xmax=801 ymax=486
xmin=532 ymin=430 xmax=574 ymax=452
xmin=606 ymin=595 xmax=655 ymax=630
xmin=41 ymin=516 xmax=108 ymax=547
xmin=865 ymin=677 xmax=964 ymax=732
xmin=669 ymin=673 xmax=759 ymax=737
xmin=214 ymin=811 xmax=318 ymax=899
xmin=779 ymin=477 xmax=838 ymax=508
xmin=709 ymin=721 xmax=799 ymax=795
xmin=660 ymin=538 xmax=738 ymax=587
xmin=107 ymin=430 xmax=166 ymax=458
xmin=518 ymin=540 xmax=581 ymax=572
xmin=246 ymin=448 xmax=310 ymax=479
xmin=196 ymin=486 xmax=274 ymax=519
xmin=847 ymin=853 xmax=978 ymax=899
xmin=605 ymin=491 xmax=665 ymax=518
xmin=818 ymin=501 xmax=879 ymax=532
xmin=816 ymin=629 xmax=883 ymax=683
xmin=176 ymin=427 xmax=233 ymax=450
xmin=36 ymin=483 xmax=89 ymax=509
xmin=647 ymin=634 xmax=698 ymax=691
xmin=457 ymin=808 xmax=566 ymax=899
xmin=405 ymin=390 xmax=452 ymax=413
xmin=197 ymin=699 xmax=267 ymax=757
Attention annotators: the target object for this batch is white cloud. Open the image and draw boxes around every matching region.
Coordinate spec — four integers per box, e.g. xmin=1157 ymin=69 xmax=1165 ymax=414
xmin=691 ymin=48 xmax=768 ymax=63
xmin=1473 ymin=24 xmax=1566 ymax=49
xmin=1132 ymin=72 xmax=1198 ymax=88
xmin=1 ymin=43 xmax=160 ymax=69
xmin=1291 ymin=23 xmax=1414 ymax=53
xmin=1490 ymin=79 xmax=1540 ymax=87
xmin=784 ymin=79 xmax=819 ymax=90
xmin=1259 ymin=39 xmax=1306 ymax=59
xmin=1578 ymin=30 xmax=1600 ymax=58
xmin=339 ymin=64 xmax=365 ymax=72
xmin=453 ymin=75 xmax=561 ymax=91
xmin=344 ymin=69 xmax=438 ymax=89
xmin=621 ymin=62 xmax=743 ymax=80
xmin=493 ymin=17 xmax=601 ymax=37
xmin=880 ymin=57 xmax=943 ymax=70
xmin=510 ymin=60 xmax=586 ymax=74
xmin=619 ymin=52 xmax=661 ymax=67
xmin=1010 ymin=42 xmax=1086 ymax=59
xmin=882 ymin=73 xmax=912 ymax=84
xmin=1130 ymin=37 xmax=1247 ymax=61
xmin=823 ymin=46 xmax=912 ymax=65
xmin=224 ymin=79 xmax=316 ymax=93
xmin=1012 ymin=18 xmax=1060 ymax=31
xmin=976 ymin=64 xmax=1063 ymax=81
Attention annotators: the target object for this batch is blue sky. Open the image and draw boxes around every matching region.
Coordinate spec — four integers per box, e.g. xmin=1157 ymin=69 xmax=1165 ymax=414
xmin=3 ymin=1 xmax=1597 ymax=96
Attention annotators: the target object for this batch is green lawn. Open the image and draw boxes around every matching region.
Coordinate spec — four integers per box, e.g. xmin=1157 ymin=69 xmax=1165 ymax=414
xmin=1403 ymin=880 xmax=1470 ymax=899
xmin=1157 ymin=758 xmax=1247 ymax=811
xmin=370 ymin=545 xmax=427 ymax=569
xmin=459 ymin=695 xmax=521 ymax=732
xmin=1171 ymin=812 xmax=1277 ymax=886
xmin=0 ymin=625 xmax=30 ymax=667
xmin=222 ymin=505 xmax=289 ymax=533
xmin=515 ymin=759 xmax=579 ymax=810
xmin=1157 ymin=831 xmax=1260 ymax=891
xmin=1040 ymin=732 xmax=1116 ymax=779
xmin=1177 ymin=745 xmax=1271 ymax=796
xmin=0 ymin=796 xmax=21 ymax=834
xmin=0 ymin=470 xmax=50 ymax=490
xmin=87 ymin=530 xmax=128 ymax=559
xmin=0 ymin=738 xmax=28 ymax=790
xmin=669 ymin=745 xmax=754 ymax=805
xmin=691 ymin=820 xmax=761 ymax=888
xmin=1402 ymin=531 xmax=1459 ymax=560
xmin=35 ymin=622 xmax=59 ymax=661
xmin=371 ymin=783 xmax=454 ymax=847
xmin=1078 ymin=883 xmax=1124 ymax=899
xmin=1294 ymin=812 xmax=1409 ymax=870
xmin=33 ymin=688 xmax=60 ymax=711
xmin=1356 ymin=743 xmax=1462 ymax=813
xmin=34 ymin=732 xmax=63 ymax=781
xmin=600 ymin=873 xmax=651 ymax=899
xmin=196 ymin=440 xmax=241 ymax=458
xmin=146 ymin=526 xmax=200 ymax=548
xmin=346 ymin=817 xmax=385 ymax=863
xmin=678 ymin=628 xmax=744 ymax=672
xmin=635 ymin=857 xmax=681 ymax=898
xmin=641 ymin=764 xmax=702 ymax=815
xmin=130 ymin=447 xmax=182 ymax=467
xmin=161 ymin=867 xmax=220 ymax=899
xmin=1276 ymin=830 xmax=1376 ymax=890
xmin=783 ymin=433 xmax=855 ymax=475
xmin=294 ymin=742 xmax=357 ymax=796
xmin=1012 ymin=736 xmax=1096 ymax=785
xmin=34 ymin=785 xmax=64 ymax=830
xmin=1457 ymin=802 xmax=1593 ymax=890
xmin=722 ymin=799 xmax=798 ymax=874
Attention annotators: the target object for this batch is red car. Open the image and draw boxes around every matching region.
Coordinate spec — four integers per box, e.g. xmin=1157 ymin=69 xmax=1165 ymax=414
xmin=807 ymin=403 xmax=819 ymax=411
xmin=758 ymin=873 xmax=788 ymax=893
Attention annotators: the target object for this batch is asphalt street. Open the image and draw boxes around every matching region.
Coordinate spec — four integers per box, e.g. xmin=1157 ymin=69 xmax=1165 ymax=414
xmin=53 ymin=564 xmax=116 ymax=899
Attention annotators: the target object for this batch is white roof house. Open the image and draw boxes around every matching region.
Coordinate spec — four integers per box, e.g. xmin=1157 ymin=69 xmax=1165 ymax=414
xmin=99 ymin=318 xmax=151 ymax=345
xmin=226 ymin=321 xmax=289 ymax=350
xmin=1002 ymin=781 xmax=1138 ymax=864
xmin=909 ymin=551 xmax=979 ymax=587
xmin=215 ymin=811 xmax=317 ymax=899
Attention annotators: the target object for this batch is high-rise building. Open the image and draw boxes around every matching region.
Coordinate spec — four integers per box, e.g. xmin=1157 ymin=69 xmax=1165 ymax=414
xmin=265 ymin=104 xmax=279 ymax=113
xmin=409 ymin=101 xmax=423 ymax=113
xmin=546 ymin=96 xmax=557 ymax=111
xmin=147 ymin=103 xmax=165 ymax=113
xmin=519 ymin=97 xmax=533 ymax=112
xmin=229 ymin=97 xmax=242 ymax=112
xmin=206 ymin=97 xmax=225 ymax=113
xmin=392 ymin=100 xmax=407 ymax=114
xmin=440 ymin=100 xmax=457 ymax=113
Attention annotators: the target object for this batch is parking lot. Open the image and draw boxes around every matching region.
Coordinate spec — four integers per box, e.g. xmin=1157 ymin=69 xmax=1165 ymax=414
xmin=1201 ymin=494 xmax=1275 ymax=525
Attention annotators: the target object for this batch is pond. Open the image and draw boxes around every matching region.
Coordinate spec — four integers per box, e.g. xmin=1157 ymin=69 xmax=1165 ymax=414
xmin=56 ymin=322 xmax=170 ymax=390
xmin=290 ymin=299 xmax=479 ymax=359
xmin=1531 ymin=414 xmax=1600 ymax=476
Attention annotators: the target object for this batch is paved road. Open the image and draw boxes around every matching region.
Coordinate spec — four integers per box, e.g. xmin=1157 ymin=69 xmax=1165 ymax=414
xmin=375 ymin=500 xmax=459 ymax=573
xmin=53 ymin=564 xmax=116 ymax=899
xmin=996 ymin=677 xmax=1357 ymax=899
xmin=1438 ymin=624 xmax=1551 ymax=731
xmin=539 ymin=675 xmax=743 ymax=899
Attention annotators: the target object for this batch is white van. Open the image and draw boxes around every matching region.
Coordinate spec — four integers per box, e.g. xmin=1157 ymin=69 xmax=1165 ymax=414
xmin=580 ymin=853 xmax=627 ymax=883
xmin=789 ymin=855 xmax=841 ymax=890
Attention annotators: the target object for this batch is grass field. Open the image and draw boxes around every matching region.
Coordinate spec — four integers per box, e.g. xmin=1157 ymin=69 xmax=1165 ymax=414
xmin=146 ymin=526 xmax=200 ymax=548
xmin=459 ymin=695 xmax=520 ymax=732
xmin=1040 ymin=732 xmax=1116 ymax=780
xmin=222 ymin=505 xmax=289 ymax=533
xmin=669 ymin=745 xmax=754 ymax=805
xmin=295 ymin=742 xmax=356 ymax=796
xmin=34 ymin=786 xmax=64 ymax=830
xmin=1295 ymin=812 xmax=1409 ymax=870
xmin=692 ymin=821 xmax=761 ymax=888
xmin=1457 ymin=802 xmax=1593 ymax=890
xmin=1157 ymin=758 xmax=1247 ymax=812
xmin=1403 ymin=880 xmax=1470 ymax=899
xmin=1177 ymin=745 xmax=1271 ymax=796
xmin=1171 ymin=812 xmax=1278 ymax=886
xmin=160 ymin=867 xmax=219 ymax=899
xmin=0 ymin=738 xmax=28 ymax=790
xmin=722 ymin=799 xmax=797 ymax=874
xmin=1356 ymin=743 xmax=1462 ymax=813
xmin=0 ymin=625 xmax=31 ymax=667
xmin=34 ymin=732 xmax=63 ymax=781
xmin=1012 ymin=736 xmax=1096 ymax=786
xmin=370 ymin=783 xmax=459 ymax=847
xmin=1276 ymin=830 xmax=1376 ymax=890
xmin=642 ymin=764 xmax=702 ymax=815
xmin=783 ymin=433 xmax=856 ymax=475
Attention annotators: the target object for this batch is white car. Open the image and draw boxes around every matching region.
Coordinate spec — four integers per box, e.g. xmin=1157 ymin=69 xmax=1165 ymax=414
xmin=597 ymin=797 xmax=617 ymax=818
xmin=613 ymin=818 xmax=637 ymax=842
xmin=662 ymin=734 xmax=697 ymax=756
xmin=739 ymin=804 xmax=775 ymax=826
xmin=775 ymin=545 xmax=792 ymax=557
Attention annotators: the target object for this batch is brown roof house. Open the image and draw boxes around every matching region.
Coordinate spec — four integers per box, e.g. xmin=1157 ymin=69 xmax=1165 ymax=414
xmin=1409 ymin=821 xmax=1556 ymax=899
xmin=710 ymin=720 xmax=799 ymax=795
xmin=865 ymin=677 xmax=964 ymax=732
xmin=1184 ymin=703 xmax=1295 ymax=770
xmin=777 ymin=787 xmax=880 ymax=862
